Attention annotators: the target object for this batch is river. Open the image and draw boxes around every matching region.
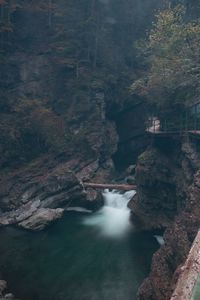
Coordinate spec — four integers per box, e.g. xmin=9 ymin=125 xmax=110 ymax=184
xmin=0 ymin=190 xmax=158 ymax=300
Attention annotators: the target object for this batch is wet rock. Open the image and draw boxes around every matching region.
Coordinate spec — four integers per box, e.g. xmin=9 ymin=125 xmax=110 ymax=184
xmin=126 ymin=165 xmax=136 ymax=175
xmin=4 ymin=294 xmax=15 ymax=299
xmin=0 ymin=281 xmax=18 ymax=300
xmin=85 ymin=188 xmax=104 ymax=211
xmin=182 ymin=142 xmax=200 ymax=171
xmin=129 ymin=148 xmax=177 ymax=230
xmin=125 ymin=176 xmax=135 ymax=185
xmin=137 ymin=220 xmax=191 ymax=300
xmin=135 ymin=141 xmax=200 ymax=300
xmin=19 ymin=208 xmax=64 ymax=231
xmin=0 ymin=161 xmax=89 ymax=229
xmin=0 ymin=281 xmax=7 ymax=294
xmin=0 ymin=159 xmax=86 ymax=211
xmin=0 ymin=158 xmax=109 ymax=229
xmin=0 ymin=200 xmax=41 ymax=226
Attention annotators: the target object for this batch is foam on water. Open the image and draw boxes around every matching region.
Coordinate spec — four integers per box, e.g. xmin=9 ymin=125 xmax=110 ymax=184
xmin=83 ymin=189 xmax=136 ymax=238
xmin=154 ymin=235 xmax=165 ymax=246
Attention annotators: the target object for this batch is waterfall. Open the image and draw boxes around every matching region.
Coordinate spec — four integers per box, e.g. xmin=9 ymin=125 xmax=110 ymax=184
xmin=83 ymin=189 xmax=136 ymax=238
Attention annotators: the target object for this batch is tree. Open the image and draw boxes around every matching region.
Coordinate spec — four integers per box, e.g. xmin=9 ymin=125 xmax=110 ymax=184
xmin=131 ymin=5 xmax=200 ymax=116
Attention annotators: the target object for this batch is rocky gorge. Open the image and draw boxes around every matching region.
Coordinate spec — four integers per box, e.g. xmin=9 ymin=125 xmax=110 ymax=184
xmin=1 ymin=0 xmax=200 ymax=299
xmin=2 ymin=129 xmax=200 ymax=300
xmin=2 ymin=131 xmax=200 ymax=300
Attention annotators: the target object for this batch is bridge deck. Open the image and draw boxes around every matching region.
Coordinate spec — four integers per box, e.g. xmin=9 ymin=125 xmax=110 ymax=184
xmin=146 ymin=129 xmax=200 ymax=137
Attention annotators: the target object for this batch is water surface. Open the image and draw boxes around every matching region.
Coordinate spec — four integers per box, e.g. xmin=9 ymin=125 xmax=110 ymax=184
xmin=0 ymin=191 xmax=158 ymax=300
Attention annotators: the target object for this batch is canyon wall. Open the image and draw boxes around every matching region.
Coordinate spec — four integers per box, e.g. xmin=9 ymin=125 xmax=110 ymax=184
xmin=129 ymin=135 xmax=200 ymax=300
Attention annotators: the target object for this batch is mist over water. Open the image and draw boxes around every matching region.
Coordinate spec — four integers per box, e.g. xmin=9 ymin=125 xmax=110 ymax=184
xmin=83 ymin=190 xmax=136 ymax=238
xmin=0 ymin=189 xmax=159 ymax=300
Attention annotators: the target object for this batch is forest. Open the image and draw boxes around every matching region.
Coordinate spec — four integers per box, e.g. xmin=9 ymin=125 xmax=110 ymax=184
xmin=131 ymin=3 xmax=200 ymax=129
xmin=0 ymin=0 xmax=199 ymax=167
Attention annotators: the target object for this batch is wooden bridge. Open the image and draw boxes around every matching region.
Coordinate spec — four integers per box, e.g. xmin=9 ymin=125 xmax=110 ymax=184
xmin=83 ymin=182 xmax=136 ymax=191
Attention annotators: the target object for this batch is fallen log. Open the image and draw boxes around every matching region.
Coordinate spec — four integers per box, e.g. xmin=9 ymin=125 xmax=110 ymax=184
xmin=83 ymin=182 xmax=136 ymax=191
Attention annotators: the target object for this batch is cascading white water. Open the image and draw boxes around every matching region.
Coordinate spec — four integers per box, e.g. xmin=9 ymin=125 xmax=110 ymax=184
xmin=83 ymin=189 xmax=136 ymax=238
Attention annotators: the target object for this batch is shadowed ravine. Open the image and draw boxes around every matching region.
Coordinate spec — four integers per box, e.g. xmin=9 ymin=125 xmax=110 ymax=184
xmin=0 ymin=191 xmax=158 ymax=300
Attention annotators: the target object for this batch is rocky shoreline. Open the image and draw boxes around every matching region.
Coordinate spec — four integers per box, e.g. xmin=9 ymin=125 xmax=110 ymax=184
xmin=130 ymin=137 xmax=200 ymax=300
xmin=0 ymin=156 xmax=107 ymax=300
xmin=0 ymin=155 xmax=109 ymax=231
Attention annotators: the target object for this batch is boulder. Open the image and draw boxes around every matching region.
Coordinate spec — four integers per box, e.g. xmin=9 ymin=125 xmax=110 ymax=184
xmin=18 ymin=208 xmax=64 ymax=231
xmin=0 ymin=160 xmax=86 ymax=213
xmin=129 ymin=148 xmax=177 ymax=230
xmin=0 ymin=281 xmax=19 ymax=300
xmin=126 ymin=165 xmax=136 ymax=175
xmin=4 ymin=294 xmax=15 ymax=299
xmin=0 ymin=281 xmax=7 ymax=294
xmin=125 ymin=176 xmax=135 ymax=185
xmin=85 ymin=188 xmax=104 ymax=211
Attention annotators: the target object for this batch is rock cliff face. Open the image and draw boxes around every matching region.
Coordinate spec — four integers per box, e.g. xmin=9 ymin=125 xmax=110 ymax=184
xmin=112 ymin=100 xmax=148 ymax=170
xmin=0 ymin=0 xmax=121 ymax=172
xmin=0 ymin=0 xmax=164 ymax=171
xmin=130 ymin=136 xmax=200 ymax=300
xmin=0 ymin=153 xmax=108 ymax=230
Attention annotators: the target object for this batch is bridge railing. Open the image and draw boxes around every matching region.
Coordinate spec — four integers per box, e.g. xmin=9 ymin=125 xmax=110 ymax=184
xmin=146 ymin=113 xmax=200 ymax=134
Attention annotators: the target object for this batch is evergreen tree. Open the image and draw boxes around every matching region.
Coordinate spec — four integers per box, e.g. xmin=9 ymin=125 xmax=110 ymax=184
xmin=131 ymin=5 xmax=200 ymax=123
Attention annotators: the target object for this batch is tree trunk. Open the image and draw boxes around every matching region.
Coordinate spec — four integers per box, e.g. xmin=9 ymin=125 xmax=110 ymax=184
xmin=83 ymin=182 xmax=136 ymax=191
